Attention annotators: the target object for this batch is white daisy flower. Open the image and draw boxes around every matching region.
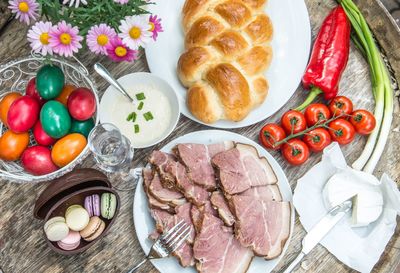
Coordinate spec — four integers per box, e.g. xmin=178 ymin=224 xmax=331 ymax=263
xmin=62 ymin=0 xmax=87 ymax=8
xmin=118 ymin=15 xmax=152 ymax=50
xmin=27 ymin=21 xmax=53 ymax=56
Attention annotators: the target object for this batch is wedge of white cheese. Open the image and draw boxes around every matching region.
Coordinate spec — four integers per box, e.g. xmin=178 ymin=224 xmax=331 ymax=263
xmin=322 ymin=169 xmax=383 ymax=228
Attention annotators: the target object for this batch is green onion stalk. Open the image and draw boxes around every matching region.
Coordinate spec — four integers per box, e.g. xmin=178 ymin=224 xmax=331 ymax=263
xmin=339 ymin=0 xmax=394 ymax=173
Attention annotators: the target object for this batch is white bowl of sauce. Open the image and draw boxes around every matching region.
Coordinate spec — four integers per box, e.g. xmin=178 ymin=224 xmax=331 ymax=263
xmin=99 ymin=72 xmax=180 ymax=148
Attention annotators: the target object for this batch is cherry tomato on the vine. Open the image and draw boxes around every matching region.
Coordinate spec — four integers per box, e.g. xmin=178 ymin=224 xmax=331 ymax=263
xmin=304 ymin=128 xmax=332 ymax=152
xmin=304 ymin=104 xmax=332 ymax=127
xmin=328 ymin=118 xmax=356 ymax=145
xmin=259 ymin=123 xmax=287 ymax=150
xmin=281 ymin=110 xmax=307 ymax=134
xmin=349 ymin=109 xmax=376 ymax=135
xmin=328 ymin=96 xmax=353 ymax=117
xmin=282 ymin=139 xmax=310 ymax=166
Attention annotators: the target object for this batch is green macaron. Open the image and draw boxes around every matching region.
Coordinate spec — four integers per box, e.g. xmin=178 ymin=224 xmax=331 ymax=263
xmin=101 ymin=193 xmax=117 ymax=220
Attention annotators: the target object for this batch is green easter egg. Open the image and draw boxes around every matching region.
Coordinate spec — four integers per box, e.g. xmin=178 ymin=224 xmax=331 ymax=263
xmin=36 ymin=65 xmax=65 ymax=100
xmin=40 ymin=101 xmax=71 ymax=139
xmin=70 ymin=118 xmax=95 ymax=138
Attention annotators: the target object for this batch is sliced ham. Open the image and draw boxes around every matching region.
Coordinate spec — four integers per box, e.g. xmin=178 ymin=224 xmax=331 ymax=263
xmin=149 ymin=151 xmax=177 ymax=188
xmin=148 ymin=170 xmax=186 ymax=206
xmin=190 ymin=201 xmax=217 ymax=234
xmin=193 ymin=213 xmax=253 ymax=273
xmin=229 ymin=195 xmax=291 ymax=259
xmin=239 ymin=185 xmax=282 ymax=202
xmin=212 ymin=143 xmax=278 ymax=195
xmin=174 ymin=141 xmax=234 ymax=190
xmin=191 ymin=205 xmax=203 ymax=234
xmin=165 ymin=160 xmax=209 ymax=206
xmin=149 ymin=205 xmax=196 ymax=267
xmin=143 ymin=169 xmax=174 ymax=213
xmin=175 ymin=203 xmax=196 ymax=244
xmin=210 ymin=191 xmax=235 ymax=226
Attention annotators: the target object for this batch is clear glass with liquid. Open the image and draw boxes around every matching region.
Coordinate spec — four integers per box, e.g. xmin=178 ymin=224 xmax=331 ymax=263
xmin=88 ymin=123 xmax=135 ymax=189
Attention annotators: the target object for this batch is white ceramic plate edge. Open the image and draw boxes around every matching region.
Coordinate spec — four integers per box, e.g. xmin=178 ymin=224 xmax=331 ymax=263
xmin=133 ymin=130 xmax=294 ymax=273
xmin=145 ymin=0 xmax=311 ymax=129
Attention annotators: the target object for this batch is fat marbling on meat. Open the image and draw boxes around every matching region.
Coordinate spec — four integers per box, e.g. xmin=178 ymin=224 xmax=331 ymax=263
xmin=174 ymin=141 xmax=234 ymax=190
xmin=229 ymin=195 xmax=291 ymax=259
xmin=212 ymin=143 xmax=278 ymax=195
xmin=193 ymin=213 xmax=253 ymax=273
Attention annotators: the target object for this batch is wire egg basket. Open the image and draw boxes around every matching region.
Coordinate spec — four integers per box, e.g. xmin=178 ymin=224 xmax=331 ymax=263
xmin=0 ymin=53 xmax=99 ymax=183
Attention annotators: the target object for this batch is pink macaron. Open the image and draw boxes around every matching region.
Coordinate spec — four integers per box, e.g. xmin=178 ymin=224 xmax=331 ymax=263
xmin=57 ymin=231 xmax=81 ymax=251
xmin=84 ymin=194 xmax=100 ymax=217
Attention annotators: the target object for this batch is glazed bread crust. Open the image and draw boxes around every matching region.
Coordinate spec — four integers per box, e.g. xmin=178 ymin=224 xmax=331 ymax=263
xmin=178 ymin=0 xmax=273 ymax=123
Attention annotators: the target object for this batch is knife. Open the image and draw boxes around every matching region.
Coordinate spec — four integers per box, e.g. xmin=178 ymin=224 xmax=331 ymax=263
xmin=283 ymin=200 xmax=353 ymax=273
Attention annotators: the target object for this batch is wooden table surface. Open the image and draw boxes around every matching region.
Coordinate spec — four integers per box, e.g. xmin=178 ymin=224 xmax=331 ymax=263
xmin=0 ymin=0 xmax=399 ymax=273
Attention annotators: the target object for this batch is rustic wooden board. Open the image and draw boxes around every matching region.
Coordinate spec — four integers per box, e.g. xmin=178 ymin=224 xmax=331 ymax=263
xmin=0 ymin=0 xmax=399 ymax=273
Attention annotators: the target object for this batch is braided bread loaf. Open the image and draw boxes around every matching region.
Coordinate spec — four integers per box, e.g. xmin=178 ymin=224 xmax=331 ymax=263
xmin=177 ymin=0 xmax=273 ymax=124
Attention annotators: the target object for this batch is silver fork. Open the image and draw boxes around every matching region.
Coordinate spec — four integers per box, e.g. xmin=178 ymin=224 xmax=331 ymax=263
xmin=127 ymin=220 xmax=191 ymax=273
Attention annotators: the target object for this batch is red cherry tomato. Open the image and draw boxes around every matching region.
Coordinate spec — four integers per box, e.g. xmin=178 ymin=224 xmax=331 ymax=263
xmin=67 ymin=88 xmax=96 ymax=121
xmin=26 ymin=78 xmax=46 ymax=106
xmin=304 ymin=104 xmax=332 ymax=127
xmin=7 ymin=95 xmax=40 ymax=133
xmin=21 ymin=146 xmax=58 ymax=175
xmin=350 ymin=109 xmax=376 ymax=135
xmin=304 ymin=128 xmax=332 ymax=152
xmin=328 ymin=96 xmax=353 ymax=117
xmin=328 ymin=118 xmax=356 ymax=145
xmin=33 ymin=121 xmax=56 ymax=146
xmin=282 ymin=139 xmax=310 ymax=166
xmin=259 ymin=123 xmax=287 ymax=150
xmin=281 ymin=110 xmax=307 ymax=134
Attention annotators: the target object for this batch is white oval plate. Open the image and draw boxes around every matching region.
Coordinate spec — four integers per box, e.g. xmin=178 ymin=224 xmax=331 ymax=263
xmin=145 ymin=0 xmax=311 ymax=128
xmin=133 ymin=130 xmax=294 ymax=273
xmin=99 ymin=72 xmax=180 ymax=149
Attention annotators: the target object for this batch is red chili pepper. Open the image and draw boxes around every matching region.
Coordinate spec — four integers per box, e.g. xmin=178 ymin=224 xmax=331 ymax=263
xmin=296 ymin=6 xmax=351 ymax=111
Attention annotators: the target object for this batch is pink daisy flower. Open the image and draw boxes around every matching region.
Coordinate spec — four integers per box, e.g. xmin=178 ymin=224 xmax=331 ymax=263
xmin=27 ymin=21 xmax=53 ymax=56
xmin=8 ymin=0 xmax=39 ymax=25
xmin=106 ymin=38 xmax=138 ymax=62
xmin=86 ymin=24 xmax=117 ymax=55
xmin=49 ymin=21 xmax=83 ymax=57
xmin=149 ymin=15 xmax=163 ymax=41
xmin=114 ymin=0 xmax=129 ymax=3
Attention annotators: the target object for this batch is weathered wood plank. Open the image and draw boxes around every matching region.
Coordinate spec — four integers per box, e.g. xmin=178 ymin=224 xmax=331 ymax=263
xmin=0 ymin=1 xmax=12 ymax=32
xmin=0 ymin=0 xmax=399 ymax=273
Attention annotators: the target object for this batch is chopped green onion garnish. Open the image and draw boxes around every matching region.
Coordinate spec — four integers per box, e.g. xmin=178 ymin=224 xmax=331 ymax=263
xmin=136 ymin=93 xmax=146 ymax=100
xmin=132 ymin=112 xmax=137 ymax=123
xmin=126 ymin=112 xmax=134 ymax=121
xmin=143 ymin=111 xmax=154 ymax=121
xmin=138 ymin=101 xmax=144 ymax=110
xmin=134 ymin=124 xmax=139 ymax=134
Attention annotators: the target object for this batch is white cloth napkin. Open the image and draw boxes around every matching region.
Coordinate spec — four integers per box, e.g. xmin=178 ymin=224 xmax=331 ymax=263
xmin=293 ymin=142 xmax=400 ymax=273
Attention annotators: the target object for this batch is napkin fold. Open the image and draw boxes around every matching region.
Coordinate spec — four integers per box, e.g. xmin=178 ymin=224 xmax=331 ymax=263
xmin=293 ymin=142 xmax=400 ymax=273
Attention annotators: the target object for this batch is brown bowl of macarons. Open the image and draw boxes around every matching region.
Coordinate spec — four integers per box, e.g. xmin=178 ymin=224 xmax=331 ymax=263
xmin=34 ymin=169 xmax=120 ymax=255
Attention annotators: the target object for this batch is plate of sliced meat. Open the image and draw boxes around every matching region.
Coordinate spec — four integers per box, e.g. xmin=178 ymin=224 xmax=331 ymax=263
xmin=133 ymin=130 xmax=294 ymax=273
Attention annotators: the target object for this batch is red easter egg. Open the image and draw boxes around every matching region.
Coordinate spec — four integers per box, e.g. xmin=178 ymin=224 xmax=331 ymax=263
xmin=33 ymin=121 xmax=56 ymax=146
xmin=67 ymin=88 xmax=96 ymax=121
xmin=26 ymin=78 xmax=46 ymax=106
xmin=21 ymin=146 xmax=58 ymax=175
xmin=7 ymin=95 xmax=40 ymax=133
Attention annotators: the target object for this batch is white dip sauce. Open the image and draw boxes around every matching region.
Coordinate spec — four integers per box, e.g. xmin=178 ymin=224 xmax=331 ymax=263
xmin=109 ymin=84 xmax=172 ymax=147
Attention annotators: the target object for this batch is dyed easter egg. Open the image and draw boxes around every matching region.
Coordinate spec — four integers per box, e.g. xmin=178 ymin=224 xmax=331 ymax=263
xmin=7 ymin=95 xmax=40 ymax=133
xmin=70 ymin=118 xmax=95 ymax=138
xmin=36 ymin=65 xmax=65 ymax=100
xmin=40 ymin=101 xmax=71 ymax=138
xmin=51 ymin=133 xmax=87 ymax=167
